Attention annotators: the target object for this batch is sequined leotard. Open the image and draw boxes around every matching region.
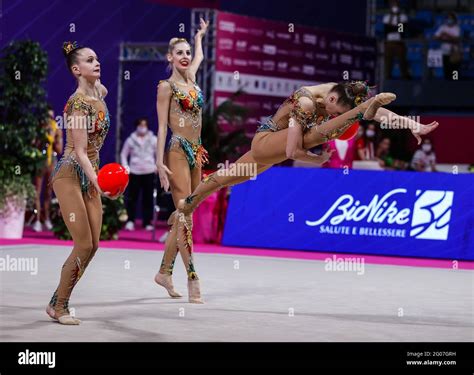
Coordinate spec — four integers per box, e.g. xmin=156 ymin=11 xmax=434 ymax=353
xmin=160 ymin=79 xmax=208 ymax=170
xmin=51 ymin=92 xmax=110 ymax=194
xmin=256 ymin=87 xmax=329 ymax=134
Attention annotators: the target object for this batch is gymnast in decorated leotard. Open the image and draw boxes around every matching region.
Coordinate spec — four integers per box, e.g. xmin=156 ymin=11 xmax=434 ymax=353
xmin=160 ymin=81 xmax=439 ymax=302
xmin=154 ymin=18 xmax=209 ymax=303
xmin=46 ymin=42 xmax=116 ymax=325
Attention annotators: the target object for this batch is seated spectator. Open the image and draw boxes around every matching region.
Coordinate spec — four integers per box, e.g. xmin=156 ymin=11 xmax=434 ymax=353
xmin=375 ymin=137 xmax=408 ymax=170
xmin=410 ymin=138 xmax=437 ymax=172
xmin=383 ymin=0 xmax=410 ymax=79
xmin=434 ymin=12 xmax=462 ymax=80
xmin=325 ymin=138 xmax=357 ymax=169
xmin=355 ymin=122 xmax=377 ymax=161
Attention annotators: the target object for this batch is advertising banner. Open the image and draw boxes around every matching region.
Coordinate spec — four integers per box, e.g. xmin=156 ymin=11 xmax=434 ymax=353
xmin=222 ymin=168 xmax=474 ymax=260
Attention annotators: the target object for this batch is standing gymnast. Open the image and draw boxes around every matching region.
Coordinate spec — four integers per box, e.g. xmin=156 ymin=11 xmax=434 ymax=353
xmin=46 ymin=42 xmax=117 ymax=325
xmin=154 ymin=18 xmax=209 ymax=303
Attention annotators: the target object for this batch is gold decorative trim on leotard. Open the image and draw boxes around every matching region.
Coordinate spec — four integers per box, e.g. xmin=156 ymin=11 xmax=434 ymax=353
xmin=286 ymin=87 xmax=325 ymax=131
xmin=53 ymin=93 xmax=110 ymax=195
xmin=159 ymin=79 xmax=204 ymax=129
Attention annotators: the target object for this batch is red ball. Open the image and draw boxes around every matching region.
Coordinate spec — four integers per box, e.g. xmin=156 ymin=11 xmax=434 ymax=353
xmin=97 ymin=163 xmax=129 ymax=196
xmin=338 ymin=121 xmax=359 ymax=141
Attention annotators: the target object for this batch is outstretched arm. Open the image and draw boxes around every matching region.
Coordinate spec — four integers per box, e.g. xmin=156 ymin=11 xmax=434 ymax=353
xmin=188 ymin=18 xmax=209 ymax=82
xmin=374 ymin=108 xmax=439 ymax=145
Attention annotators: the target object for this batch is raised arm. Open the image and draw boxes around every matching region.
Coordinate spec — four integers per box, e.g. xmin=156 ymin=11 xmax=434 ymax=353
xmin=156 ymin=81 xmax=173 ymax=191
xmin=188 ymin=18 xmax=209 ymax=81
xmin=374 ymin=107 xmax=439 ymax=145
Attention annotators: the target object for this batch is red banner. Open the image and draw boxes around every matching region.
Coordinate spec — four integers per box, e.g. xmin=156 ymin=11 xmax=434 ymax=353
xmin=214 ymin=11 xmax=377 ymax=133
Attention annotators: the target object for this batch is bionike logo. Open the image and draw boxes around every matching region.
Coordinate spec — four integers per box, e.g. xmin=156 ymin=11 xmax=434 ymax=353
xmin=410 ymin=190 xmax=454 ymax=240
xmin=305 ymin=189 xmax=454 ymax=241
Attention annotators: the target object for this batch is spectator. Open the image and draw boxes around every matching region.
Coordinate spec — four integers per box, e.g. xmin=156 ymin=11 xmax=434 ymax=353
xmin=375 ymin=137 xmax=408 ymax=170
xmin=32 ymin=105 xmax=63 ymax=232
xmin=325 ymin=138 xmax=357 ymax=169
xmin=383 ymin=0 xmax=410 ymax=79
xmin=434 ymin=12 xmax=462 ymax=80
xmin=355 ymin=122 xmax=377 ymax=161
xmin=411 ymin=138 xmax=437 ymax=172
xmin=120 ymin=118 xmax=157 ymax=231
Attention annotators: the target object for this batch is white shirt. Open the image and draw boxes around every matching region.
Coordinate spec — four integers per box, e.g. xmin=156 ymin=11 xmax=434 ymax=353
xmin=411 ymin=150 xmax=436 ymax=172
xmin=120 ymin=130 xmax=157 ymax=175
xmin=383 ymin=12 xmax=408 ymax=41
xmin=434 ymin=24 xmax=461 ymax=55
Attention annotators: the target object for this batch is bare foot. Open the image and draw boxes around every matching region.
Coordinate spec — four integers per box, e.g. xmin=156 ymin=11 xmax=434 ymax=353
xmin=411 ymin=121 xmax=440 ymax=145
xmin=363 ymin=93 xmax=397 ymax=120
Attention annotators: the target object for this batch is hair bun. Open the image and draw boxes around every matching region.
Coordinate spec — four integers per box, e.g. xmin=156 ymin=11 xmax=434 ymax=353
xmin=62 ymin=41 xmax=79 ymax=57
xmin=351 ymin=81 xmax=367 ymax=96
xmin=169 ymin=37 xmax=188 ymax=46
xmin=169 ymin=37 xmax=180 ymax=46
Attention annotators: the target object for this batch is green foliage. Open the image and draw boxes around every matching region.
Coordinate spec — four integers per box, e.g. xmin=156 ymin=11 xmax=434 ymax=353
xmin=0 ymin=174 xmax=36 ymax=217
xmin=0 ymin=40 xmax=49 ymax=213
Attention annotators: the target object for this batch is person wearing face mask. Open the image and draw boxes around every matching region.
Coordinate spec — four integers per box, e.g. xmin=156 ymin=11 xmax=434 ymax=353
xmin=355 ymin=122 xmax=377 ymax=161
xmin=121 ymin=118 xmax=158 ymax=231
xmin=383 ymin=0 xmax=410 ymax=79
xmin=434 ymin=12 xmax=462 ymax=80
xmin=411 ymin=139 xmax=437 ymax=172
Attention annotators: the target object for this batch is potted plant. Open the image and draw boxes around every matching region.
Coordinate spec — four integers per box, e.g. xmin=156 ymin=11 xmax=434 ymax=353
xmin=0 ymin=40 xmax=49 ymax=238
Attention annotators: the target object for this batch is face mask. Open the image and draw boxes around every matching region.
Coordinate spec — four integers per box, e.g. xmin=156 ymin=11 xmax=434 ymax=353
xmin=391 ymin=6 xmax=399 ymax=13
xmin=422 ymin=144 xmax=432 ymax=152
xmin=136 ymin=127 xmax=148 ymax=135
xmin=366 ymin=130 xmax=375 ymax=138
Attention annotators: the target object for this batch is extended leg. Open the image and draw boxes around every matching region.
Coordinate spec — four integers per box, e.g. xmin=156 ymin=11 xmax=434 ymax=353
xmin=175 ymin=150 xmax=272 ymax=215
xmin=251 ymin=93 xmax=397 ymax=165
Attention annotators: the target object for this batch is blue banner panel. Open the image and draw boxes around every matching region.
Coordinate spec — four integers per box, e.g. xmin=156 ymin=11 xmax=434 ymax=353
xmin=222 ymin=168 xmax=474 ymax=260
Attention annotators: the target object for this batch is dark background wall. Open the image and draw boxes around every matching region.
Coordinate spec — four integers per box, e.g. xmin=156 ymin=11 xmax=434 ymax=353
xmin=2 ymin=0 xmax=368 ymax=164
